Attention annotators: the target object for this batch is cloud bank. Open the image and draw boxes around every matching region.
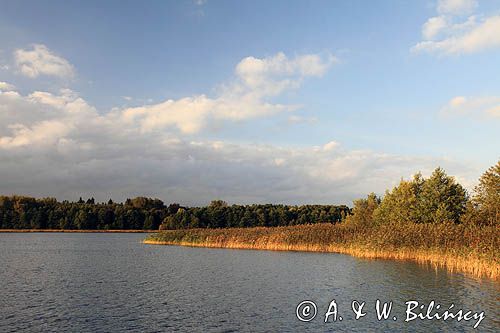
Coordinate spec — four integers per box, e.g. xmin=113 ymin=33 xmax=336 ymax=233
xmin=0 ymin=49 xmax=480 ymax=205
xmin=0 ymin=86 xmax=478 ymax=205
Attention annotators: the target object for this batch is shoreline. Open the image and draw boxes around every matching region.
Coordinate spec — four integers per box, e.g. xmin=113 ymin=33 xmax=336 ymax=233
xmin=144 ymin=224 xmax=499 ymax=280
xmin=0 ymin=229 xmax=158 ymax=233
xmin=143 ymin=240 xmax=498 ymax=280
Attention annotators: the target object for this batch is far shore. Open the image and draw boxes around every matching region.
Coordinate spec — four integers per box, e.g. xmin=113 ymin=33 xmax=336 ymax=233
xmin=0 ymin=229 xmax=158 ymax=233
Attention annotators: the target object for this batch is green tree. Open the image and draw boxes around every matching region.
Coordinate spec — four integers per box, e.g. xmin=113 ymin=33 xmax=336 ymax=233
xmin=418 ymin=167 xmax=467 ymax=223
xmin=360 ymin=168 xmax=468 ymax=225
xmin=209 ymin=200 xmax=228 ymax=208
xmin=74 ymin=210 xmax=89 ymax=229
xmin=32 ymin=210 xmax=47 ymax=229
xmin=143 ymin=214 xmax=155 ymax=230
xmin=465 ymin=161 xmax=499 ymax=226
xmin=346 ymin=193 xmax=380 ymax=226
xmin=374 ymin=175 xmax=422 ymax=224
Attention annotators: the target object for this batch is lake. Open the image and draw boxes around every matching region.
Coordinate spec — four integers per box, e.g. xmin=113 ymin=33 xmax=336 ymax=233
xmin=0 ymin=233 xmax=498 ymax=332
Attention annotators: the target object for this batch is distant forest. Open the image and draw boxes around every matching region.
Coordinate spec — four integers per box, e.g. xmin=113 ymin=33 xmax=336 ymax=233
xmin=0 ymin=196 xmax=350 ymax=230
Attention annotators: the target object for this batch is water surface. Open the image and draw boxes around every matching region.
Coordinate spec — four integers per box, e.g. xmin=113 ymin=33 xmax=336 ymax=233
xmin=0 ymin=233 xmax=498 ymax=332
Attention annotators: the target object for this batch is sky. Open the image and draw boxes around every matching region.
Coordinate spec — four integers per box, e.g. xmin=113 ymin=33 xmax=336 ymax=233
xmin=0 ymin=0 xmax=499 ymax=205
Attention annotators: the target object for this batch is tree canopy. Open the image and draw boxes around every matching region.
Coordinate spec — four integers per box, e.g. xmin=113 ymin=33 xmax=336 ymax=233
xmin=160 ymin=201 xmax=350 ymax=230
xmin=465 ymin=161 xmax=500 ymax=226
xmin=347 ymin=162 xmax=498 ymax=227
xmin=0 ymin=196 xmax=349 ymax=230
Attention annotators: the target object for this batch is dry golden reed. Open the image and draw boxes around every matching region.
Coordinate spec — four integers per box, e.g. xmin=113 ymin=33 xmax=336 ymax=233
xmin=144 ymin=223 xmax=500 ymax=280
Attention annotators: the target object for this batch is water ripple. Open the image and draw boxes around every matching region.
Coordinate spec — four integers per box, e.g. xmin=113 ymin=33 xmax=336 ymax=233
xmin=0 ymin=233 xmax=498 ymax=332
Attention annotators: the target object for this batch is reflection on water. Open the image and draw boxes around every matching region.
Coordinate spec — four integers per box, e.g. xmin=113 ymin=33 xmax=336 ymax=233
xmin=0 ymin=233 xmax=498 ymax=332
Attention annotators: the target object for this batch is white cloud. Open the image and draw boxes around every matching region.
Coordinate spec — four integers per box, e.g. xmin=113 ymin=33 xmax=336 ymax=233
xmin=123 ymin=52 xmax=334 ymax=134
xmin=422 ymin=16 xmax=448 ymax=40
xmin=413 ymin=1 xmax=500 ymax=55
xmin=437 ymin=0 xmax=477 ymax=15
xmin=0 ymin=120 xmax=71 ymax=148
xmin=14 ymin=44 xmax=75 ymax=78
xmin=0 ymin=81 xmax=15 ymax=91
xmin=450 ymin=95 xmax=467 ymax=107
xmin=123 ymin=96 xmax=214 ymax=134
xmin=235 ymin=52 xmax=336 ymax=96
xmin=0 ymin=87 xmax=114 ymax=151
xmin=414 ymin=16 xmax=500 ymax=54
xmin=322 ymin=141 xmax=340 ymax=151
xmin=441 ymin=95 xmax=500 ymax=118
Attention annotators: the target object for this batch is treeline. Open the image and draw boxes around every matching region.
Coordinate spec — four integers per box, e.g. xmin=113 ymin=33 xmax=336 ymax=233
xmin=160 ymin=201 xmax=350 ymax=229
xmin=346 ymin=160 xmax=499 ymax=227
xmin=0 ymin=195 xmax=350 ymax=230
xmin=0 ymin=197 xmax=171 ymax=230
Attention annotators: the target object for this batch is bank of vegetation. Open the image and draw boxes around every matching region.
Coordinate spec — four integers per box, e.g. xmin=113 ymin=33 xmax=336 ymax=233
xmin=146 ymin=161 xmax=500 ymax=280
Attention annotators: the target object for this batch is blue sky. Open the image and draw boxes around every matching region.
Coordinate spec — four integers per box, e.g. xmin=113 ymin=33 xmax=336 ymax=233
xmin=0 ymin=0 xmax=499 ymax=204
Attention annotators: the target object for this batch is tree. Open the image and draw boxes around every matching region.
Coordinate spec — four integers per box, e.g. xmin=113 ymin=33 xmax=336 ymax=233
xmin=346 ymin=193 xmax=380 ymax=226
xmin=32 ymin=210 xmax=47 ymax=229
xmin=209 ymin=200 xmax=228 ymax=208
xmin=240 ymin=210 xmax=254 ymax=227
xmin=358 ymin=168 xmax=468 ymax=225
xmin=374 ymin=175 xmax=422 ymax=224
xmin=207 ymin=202 xmax=228 ymax=228
xmin=418 ymin=168 xmax=467 ymax=223
xmin=59 ymin=217 xmax=69 ymax=229
xmin=74 ymin=210 xmax=89 ymax=229
xmin=168 ymin=203 xmax=180 ymax=215
xmin=143 ymin=214 xmax=155 ymax=230
xmin=98 ymin=208 xmax=115 ymax=228
xmin=465 ymin=160 xmax=499 ymax=226
xmin=129 ymin=197 xmax=165 ymax=210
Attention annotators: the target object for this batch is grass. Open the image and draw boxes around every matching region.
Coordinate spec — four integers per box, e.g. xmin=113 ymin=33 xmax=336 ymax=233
xmin=144 ymin=222 xmax=500 ymax=280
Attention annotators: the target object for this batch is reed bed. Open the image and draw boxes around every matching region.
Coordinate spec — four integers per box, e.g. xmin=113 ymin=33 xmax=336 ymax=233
xmin=144 ymin=223 xmax=500 ymax=280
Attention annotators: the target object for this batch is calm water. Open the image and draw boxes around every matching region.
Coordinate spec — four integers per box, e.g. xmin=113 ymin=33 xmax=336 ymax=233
xmin=0 ymin=233 xmax=498 ymax=332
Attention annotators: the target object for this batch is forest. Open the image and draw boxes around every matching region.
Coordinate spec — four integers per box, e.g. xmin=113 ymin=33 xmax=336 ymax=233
xmin=0 ymin=196 xmax=350 ymax=230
